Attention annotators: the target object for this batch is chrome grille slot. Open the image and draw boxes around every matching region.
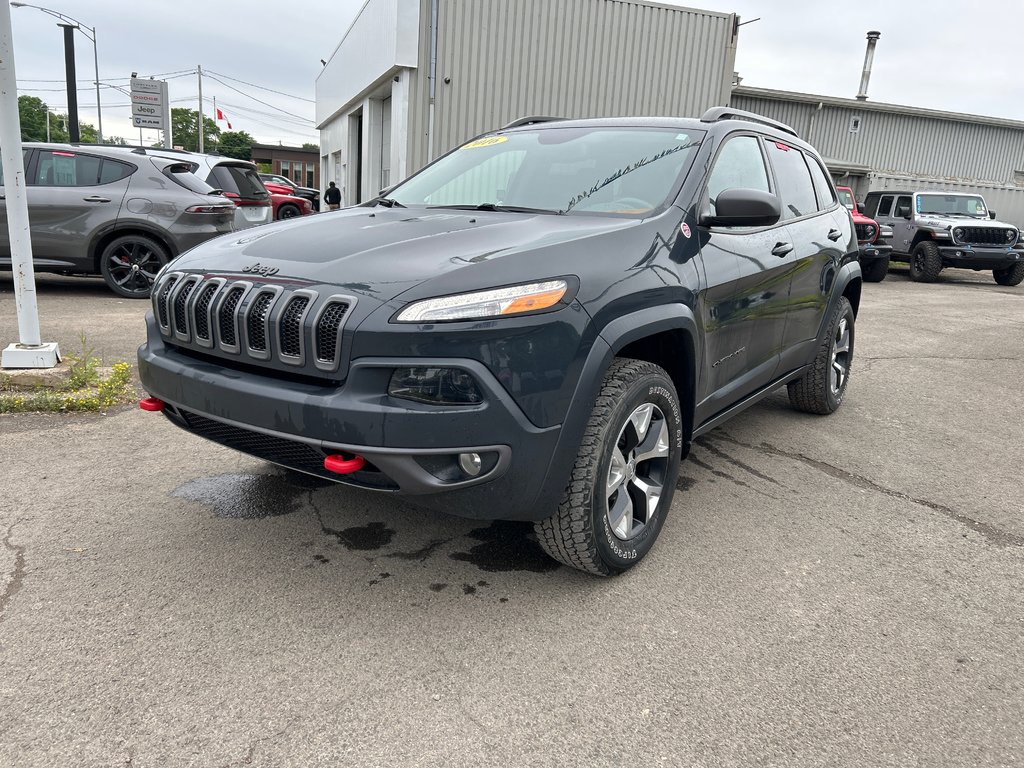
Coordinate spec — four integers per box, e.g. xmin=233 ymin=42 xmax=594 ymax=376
xmin=173 ymin=278 xmax=199 ymax=338
xmin=192 ymin=282 xmax=220 ymax=343
xmin=314 ymin=301 xmax=350 ymax=366
xmin=218 ymin=287 xmax=245 ymax=348
xmin=279 ymin=296 xmax=310 ymax=358
xmin=155 ymin=274 xmax=179 ymax=329
xmin=246 ymin=292 xmax=276 ymax=353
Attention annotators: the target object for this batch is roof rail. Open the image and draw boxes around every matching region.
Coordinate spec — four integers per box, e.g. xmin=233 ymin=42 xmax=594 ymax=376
xmin=501 ymin=115 xmax=565 ymax=130
xmin=700 ymin=107 xmax=799 ymax=138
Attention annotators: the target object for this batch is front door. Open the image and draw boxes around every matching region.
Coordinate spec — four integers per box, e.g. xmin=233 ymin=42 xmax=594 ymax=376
xmin=0 ymin=150 xmax=33 ymax=261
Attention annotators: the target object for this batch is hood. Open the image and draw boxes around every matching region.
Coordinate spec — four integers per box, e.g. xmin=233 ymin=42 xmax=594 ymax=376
xmin=168 ymin=206 xmax=640 ymax=304
xmin=919 ymin=214 xmax=1016 ymax=229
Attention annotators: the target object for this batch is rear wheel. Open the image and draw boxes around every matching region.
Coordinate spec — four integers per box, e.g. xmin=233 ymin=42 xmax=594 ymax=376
xmin=861 ymin=255 xmax=889 ymax=283
xmin=993 ymin=263 xmax=1024 ymax=286
xmin=908 ymin=241 xmax=942 ymax=282
xmin=534 ymin=359 xmax=682 ymax=576
xmin=277 ymin=204 xmax=301 ymax=220
xmin=788 ymin=296 xmax=854 ymax=415
xmin=99 ymin=234 xmax=169 ymax=299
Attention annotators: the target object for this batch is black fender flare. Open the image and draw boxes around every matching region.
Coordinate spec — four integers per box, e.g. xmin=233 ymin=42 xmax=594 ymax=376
xmin=817 ymin=259 xmax=862 ymax=342
xmin=528 ymin=304 xmax=701 ymax=514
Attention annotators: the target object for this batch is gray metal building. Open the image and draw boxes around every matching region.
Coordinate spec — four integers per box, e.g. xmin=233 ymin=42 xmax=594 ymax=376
xmin=316 ymin=0 xmax=738 ymax=206
xmin=731 ymin=85 xmax=1024 ymax=226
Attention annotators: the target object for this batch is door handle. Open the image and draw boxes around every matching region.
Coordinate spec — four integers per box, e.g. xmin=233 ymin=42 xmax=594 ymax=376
xmin=827 ymin=228 xmax=843 ymax=241
xmin=771 ymin=242 xmax=794 ymax=257
xmin=82 ymin=195 xmax=111 ymax=203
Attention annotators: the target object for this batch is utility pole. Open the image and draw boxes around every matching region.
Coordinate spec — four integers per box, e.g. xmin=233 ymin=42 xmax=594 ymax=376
xmin=1 ymin=1 xmax=60 ymax=368
xmin=197 ymin=64 xmax=204 ymax=153
xmin=58 ymin=22 xmax=78 ymax=142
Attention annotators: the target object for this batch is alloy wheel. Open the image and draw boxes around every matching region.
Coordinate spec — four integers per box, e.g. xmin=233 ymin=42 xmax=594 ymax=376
xmin=830 ymin=316 xmax=851 ymax=394
xmin=106 ymin=242 xmax=162 ymax=296
xmin=606 ymin=402 xmax=670 ymax=541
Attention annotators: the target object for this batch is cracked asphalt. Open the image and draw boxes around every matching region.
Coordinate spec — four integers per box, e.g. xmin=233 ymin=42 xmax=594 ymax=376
xmin=1 ymin=267 xmax=1023 ymax=767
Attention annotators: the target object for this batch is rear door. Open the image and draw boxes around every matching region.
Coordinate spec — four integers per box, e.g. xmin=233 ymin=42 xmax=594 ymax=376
xmin=763 ymin=140 xmax=847 ymax=367
xmin=25 ymin=149 xmax=133 ymax=267
xmin=695 ymin=132 xmax=794 ymax=423
xmin=0 ymin=150 xmax=33 ymax=261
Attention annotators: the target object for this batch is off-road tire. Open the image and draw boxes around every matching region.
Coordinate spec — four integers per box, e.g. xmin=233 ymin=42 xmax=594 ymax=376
xmin=861 ymin=255 xmax=889 ymax=283
xmin=908 ymin=240 xmax=942 ymax=282
xmin=99 ymin=234 xmax=170 ymax=299
xmin=993 ymin=263 xmax=1024 ymax=286
xmin=788 ymin=296 xmax=855 ymax=415
xmin=534 ymin=358 xmax=682 ymax=576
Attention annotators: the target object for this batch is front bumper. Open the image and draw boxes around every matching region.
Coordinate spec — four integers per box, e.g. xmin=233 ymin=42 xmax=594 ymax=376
xmin=937 ymin=244 xmax=1023 ymax=270
xmin=858 ymin=243 xmax=892 ymax=263
xmin=138 ymin=328 xmax=563 ymax=521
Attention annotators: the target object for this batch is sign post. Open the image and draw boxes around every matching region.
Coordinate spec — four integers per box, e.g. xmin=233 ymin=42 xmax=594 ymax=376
xmin=0 ymin=1 xmax=60 ymax=369
xmin=130 ymin=77 xmax=171 ymax=148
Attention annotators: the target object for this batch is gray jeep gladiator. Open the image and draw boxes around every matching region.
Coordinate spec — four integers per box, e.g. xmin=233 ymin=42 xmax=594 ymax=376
xmin=862 ymin=190 xmax=1024 ymax=285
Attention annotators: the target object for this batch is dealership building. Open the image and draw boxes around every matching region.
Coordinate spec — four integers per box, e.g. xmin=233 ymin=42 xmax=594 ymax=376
xmin=316 ymin=0 xmax=1024 ymax=224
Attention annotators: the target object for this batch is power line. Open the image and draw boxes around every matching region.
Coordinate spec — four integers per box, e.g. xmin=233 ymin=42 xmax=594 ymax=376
xmin=215 ymin=99 xmax=314 ymax=127
xmin=204 ymin=69 xmax=315 ymax=103
xmin=202 ymin=73 xmax=313 ymax=123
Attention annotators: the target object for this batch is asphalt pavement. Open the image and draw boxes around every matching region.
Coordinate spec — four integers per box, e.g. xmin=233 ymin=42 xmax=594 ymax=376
xmin=1 ymin=267 xmax=1022 ymax=767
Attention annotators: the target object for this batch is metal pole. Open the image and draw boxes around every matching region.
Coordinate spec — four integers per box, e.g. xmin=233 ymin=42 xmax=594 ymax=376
xmin=0 ymin=1 xmax=59 ymax=367
xmin=856 ymin=31 xmax=881 ymax=101
xmin=58 ymin=22 xmax=78 ymax=141
xmin=91 ymin=26 xmax=101 ymax=142
xmin=197 ymin=64 xmax=204 ymax=153
xmin=45 ymin=105 xmax=50 ymax=141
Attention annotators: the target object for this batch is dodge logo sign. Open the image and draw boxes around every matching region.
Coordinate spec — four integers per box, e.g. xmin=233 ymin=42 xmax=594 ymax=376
xmin=242 ymin=263 xmax=280 ymax=277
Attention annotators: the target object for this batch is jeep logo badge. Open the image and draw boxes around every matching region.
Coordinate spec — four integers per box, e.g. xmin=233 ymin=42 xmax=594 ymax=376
xmin=242 ymin=263 xmax=280 ymax=277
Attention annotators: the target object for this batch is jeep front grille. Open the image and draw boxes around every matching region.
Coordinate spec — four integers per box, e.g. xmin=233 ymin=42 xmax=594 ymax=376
xmin=151 ymin=272 xmax=354 ymax=375
xmin=954 ymin=227 xmax=1017 ymax=247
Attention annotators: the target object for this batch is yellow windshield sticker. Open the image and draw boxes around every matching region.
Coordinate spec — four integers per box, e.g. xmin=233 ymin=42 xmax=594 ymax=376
xmin=462 ymin=136 xmax=508 ymax=149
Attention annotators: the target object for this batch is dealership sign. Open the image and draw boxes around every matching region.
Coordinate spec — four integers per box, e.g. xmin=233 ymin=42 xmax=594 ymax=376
xmin=130 ymin=77 xmax=170 ymax=130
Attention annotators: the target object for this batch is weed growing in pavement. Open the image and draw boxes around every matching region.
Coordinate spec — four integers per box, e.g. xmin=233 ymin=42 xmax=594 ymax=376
xmin=65 ymin=333 xmax=102 ymax=389
xmin=0 ymin=359 xmax=135 ymax=415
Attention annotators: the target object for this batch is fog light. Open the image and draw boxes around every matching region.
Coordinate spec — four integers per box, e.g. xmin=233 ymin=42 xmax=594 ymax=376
xmin=388 ymin=367 xmax=483 ymax=405
xmin=458 ymin=452 xmax=482 ymax=477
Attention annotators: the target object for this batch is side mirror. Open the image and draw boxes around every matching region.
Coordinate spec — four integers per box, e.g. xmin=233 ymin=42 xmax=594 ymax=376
xmin=703 ymin=188 xmax=781 ymax=228
xmin=901 ymin=209 xmax=911 ymax=220
xmin=989 ymin=210 xmax=997 ymax=220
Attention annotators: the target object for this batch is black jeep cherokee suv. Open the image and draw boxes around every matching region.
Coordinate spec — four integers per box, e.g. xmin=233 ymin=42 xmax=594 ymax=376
xmin=138 ymin=108 xmax=861 ymax=575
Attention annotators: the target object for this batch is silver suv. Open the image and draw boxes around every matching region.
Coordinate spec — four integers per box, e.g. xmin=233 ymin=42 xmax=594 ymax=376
xmin=862 ymin=190 xmax=1024 ymax=286
xmin=0 ymin=143 xmax=236 ymax=298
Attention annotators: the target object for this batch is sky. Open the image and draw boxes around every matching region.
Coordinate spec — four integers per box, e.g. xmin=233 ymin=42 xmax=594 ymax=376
xmin=9 ymin=0 xmax=1024 ymax=148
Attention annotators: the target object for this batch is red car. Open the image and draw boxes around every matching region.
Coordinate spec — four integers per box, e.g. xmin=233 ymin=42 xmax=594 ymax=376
xmin=837 ymin=185 xmax=891 ymax=283
xmin=263 ymin=182 xmax=314 ymax=220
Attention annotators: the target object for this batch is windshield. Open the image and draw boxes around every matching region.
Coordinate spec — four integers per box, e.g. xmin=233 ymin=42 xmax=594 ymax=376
xmin=917 ymin=193 xmax=988 ymax=217
xmin=837 ymin=188 xmax=855 ymax=210
xmin=387 ymin=126 xmax=704 ymax=215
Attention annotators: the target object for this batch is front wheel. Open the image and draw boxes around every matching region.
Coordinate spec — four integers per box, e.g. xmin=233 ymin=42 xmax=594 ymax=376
xmin=99 ymin=234 xmax=169 ymax=299
xmin=861 ymin=256 xmax=889 ymax=283
xmin=534 ymin=359 xmax=682 ymax=576
xmin=788 ymin=296 xmax=855 ymax=415
xmin=993 ymin=263 xmax=1024 ymax=286
xmin=908 ymin=241 xmax=942 ymax=282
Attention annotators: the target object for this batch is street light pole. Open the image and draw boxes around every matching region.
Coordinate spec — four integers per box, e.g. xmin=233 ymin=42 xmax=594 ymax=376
xmin=9 ymin=2 xmax=102 ymax=142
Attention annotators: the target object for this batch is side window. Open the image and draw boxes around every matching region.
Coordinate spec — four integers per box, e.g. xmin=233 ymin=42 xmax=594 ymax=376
xmin=894 ymin=195 xmax=912 ymax=218
xmin=805 ymin=155 xmax=836 ymax=210
xmin=98 ymin=159 xmax=134 ymax=185
xmin=705 ymin=135 xmax=770 ymax=216
xmin=34 ymin=151 xmax=102 ymax=187
xmin=877 ymin=195 xmax=894 ymax=217
xmin=766 ymin=141 xmax=817 ymax=219
xmin=0 ymin=150 xmax=30 ymax=186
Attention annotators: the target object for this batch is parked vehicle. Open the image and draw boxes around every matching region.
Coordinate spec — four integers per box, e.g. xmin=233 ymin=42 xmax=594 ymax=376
xmin=837 ymin=185 xmax=891 ymax=282
xmin=139 ymin=109 xmax=862 ymax=574
xmin=0 ymin=143 xmax=236 ymax=298
xmin=145 ymin=149 xmax=272 ymax=230
xmin=258 ymin=173 xmax=320 ymax=211
xmin=862 ymin=189 xmax=1024 ymax=285
xmin=262 ymin=182 xmax=315 ymax=220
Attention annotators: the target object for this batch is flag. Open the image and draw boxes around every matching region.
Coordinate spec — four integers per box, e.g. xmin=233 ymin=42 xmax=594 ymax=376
xmin=216 ymin=108 xmax=232 ymax=130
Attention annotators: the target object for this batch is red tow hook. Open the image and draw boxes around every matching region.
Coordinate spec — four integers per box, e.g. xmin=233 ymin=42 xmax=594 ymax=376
xmin=139 ymin=397 xmax=165 ymax=412
xmin=324 ymin=454 xmax=366 ymax=474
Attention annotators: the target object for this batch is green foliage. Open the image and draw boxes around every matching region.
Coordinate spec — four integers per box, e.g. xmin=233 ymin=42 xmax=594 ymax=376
xmin=18 ymin=95 xmax=99 ymax=143
xmin=302 ymin=142 xmax=320 ymax=151
xmin=218 ymin=130 xmax=256 ymax=160
xmin=171 ymin=108 xmax=220 ymax=152
xmin=0 ymin=363 xmax=134 ymax=414
xmin=65 ymin=334 xmax=101 ymax=389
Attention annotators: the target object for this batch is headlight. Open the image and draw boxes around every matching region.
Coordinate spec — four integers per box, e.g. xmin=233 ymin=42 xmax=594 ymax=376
xmin=395 ymin=279 xmax=569 ymax=322
xmin=953 ymin=227 xmax=965 ymax=242
xmin=863 ymin=225 xmax=875 ymax=239
xmin=1007 ymin=229 xmax=1017 ymax=242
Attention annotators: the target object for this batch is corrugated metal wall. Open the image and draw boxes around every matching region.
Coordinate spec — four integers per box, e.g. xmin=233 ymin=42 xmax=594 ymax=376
xmin=731 ymin=91 xmax=1024 ymax=185
xmin=407 ymin=0 xmax=737 ymax=171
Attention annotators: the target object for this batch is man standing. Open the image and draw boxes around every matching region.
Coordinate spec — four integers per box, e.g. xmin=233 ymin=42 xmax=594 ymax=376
xmin=324 ymin=181 xmax=342 ymax=211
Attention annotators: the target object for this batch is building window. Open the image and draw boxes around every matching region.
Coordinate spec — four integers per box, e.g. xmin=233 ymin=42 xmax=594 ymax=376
xmin=849 ymin=115 xmax=862 ymax=134
xmin=280 ymin=160 xmax=290 ymax=178
xmin=306 ymin=161 xmax=314 ymax=188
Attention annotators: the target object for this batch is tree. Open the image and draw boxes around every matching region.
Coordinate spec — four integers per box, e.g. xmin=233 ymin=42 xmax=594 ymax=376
xmin=218 ymin=130 xmax=256 ymax=160
xmin=171 ymin=108 xmax=220 ymax=152
xmin=302 ymin=142 xmax=319 ymax=152
xmin=18 ymin=94 xmax=100 ymax=143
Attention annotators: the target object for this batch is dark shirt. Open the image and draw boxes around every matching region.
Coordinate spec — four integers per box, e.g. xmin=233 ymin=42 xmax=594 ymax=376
xmin=324 ymin=186 xmax=341 ymax=205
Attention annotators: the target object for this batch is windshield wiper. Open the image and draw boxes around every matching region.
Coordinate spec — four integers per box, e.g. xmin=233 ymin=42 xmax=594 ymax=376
xmin=427 ymin=203 xmax=563 ymax=215
xmin=367 ymin=196 xmax=405 ymax=208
